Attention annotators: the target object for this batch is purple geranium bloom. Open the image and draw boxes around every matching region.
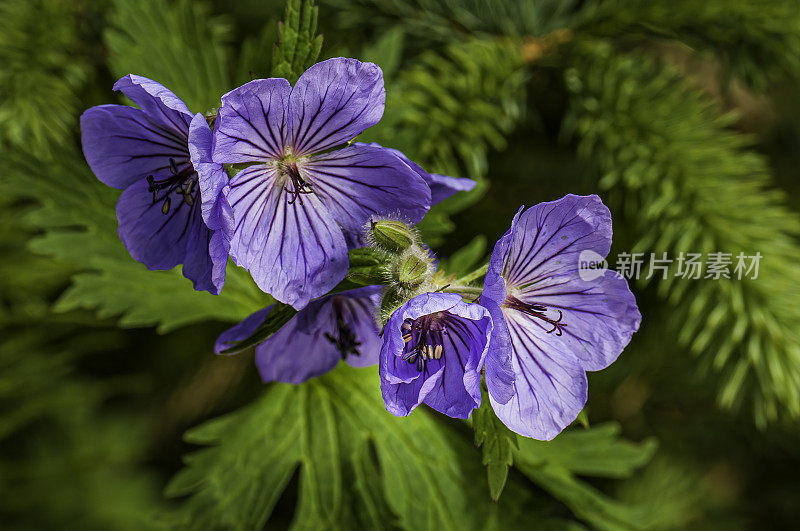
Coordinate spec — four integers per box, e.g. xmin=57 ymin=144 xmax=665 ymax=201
xmin=481 ymin=194 xmax=641 ymax=440
xmin=380 ymin=292 xmax=492 ymax=419
xmin=80 ymin=75 xmax=232 ymax=294
xmin=212 ymin=57 xmax=431 ymax=309
xmin=215 ymin=286 xmax=382 ymax=383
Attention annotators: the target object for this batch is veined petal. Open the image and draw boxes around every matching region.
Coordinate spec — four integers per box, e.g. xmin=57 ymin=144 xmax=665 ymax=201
xmin=257 ymin=286 xmax=382 ymax=382
xmin=303 ymin=144 xmax=431 ymax=236
xmin=513 ymin=270 xmax=641 ymax=371
xmin=116 ymin=178 xmax=200 ymax=271
xmin=181 ymin=211 xmax=218 ymax=293
xmin=288 ymin=58 xmax=384 ymax=154
xmin=113 ymin=74 xmax=192 ymax=133
xmin=214 ymin=287 xmax=381 ymax=381
xmin=80 ymin=104 xmax=190 ymax=189
xmin=189 ymin=113 xmax=232 ymax=294
xmin=354 ymin=142 xmax=475 ymax=204
xmin=503 ymin=194 xmax=612 ymax=289
xmin=213 ymin=78 xmax=291 ymax=162
xmin=427 ymin=173 xmax=477 ymax=204
xmin=189 ymin=114 xmax=233 ymax=234
xmin=489 ymin=307 xmax=588 ymax=441
xmin=256 ymin=325 xmax=341 ymax=384
xmin=227 ymin=165 xmax=348 ymax=309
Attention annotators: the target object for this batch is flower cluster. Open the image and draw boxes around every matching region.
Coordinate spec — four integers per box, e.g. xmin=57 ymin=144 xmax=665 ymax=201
xmin=81 ymin=58 xmax=640 ymax=440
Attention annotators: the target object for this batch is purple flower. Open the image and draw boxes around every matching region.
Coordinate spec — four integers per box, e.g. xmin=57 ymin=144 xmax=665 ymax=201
xmin=212 ymin=58 xmax=432 ymax=309
xmin=481 ymin=194 xmax=641 ymax=440
xmin=216 ymin=286 xmax=382 ymax=383
xmin=80 ymin=75 xmax=232 ymax=294
xmin=380 ymin=292 xmax=492 ymax=419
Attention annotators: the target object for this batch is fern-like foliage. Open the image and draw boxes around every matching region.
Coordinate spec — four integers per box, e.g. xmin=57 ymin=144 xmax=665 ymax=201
xmin=323 ymin=0 xmax=579 ymax=42
xmin=577 ymin=0 xmax=800 ymax=90
xmin=0 ymin=0 xmax=95 ymax=155
xmin=564 ymin=41 xmax=800 ymax=425
xmin=363 ymin=37 xmax=528 ymax=244
xmin=272 ymin=0 xmax=323 ymax=83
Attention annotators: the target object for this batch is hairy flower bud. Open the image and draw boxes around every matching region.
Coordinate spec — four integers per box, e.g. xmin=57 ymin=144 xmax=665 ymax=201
xmin=370 ymin=220 xmax=415 ymax=253
xmin=397 ymin=252 xmax=429 ymax=289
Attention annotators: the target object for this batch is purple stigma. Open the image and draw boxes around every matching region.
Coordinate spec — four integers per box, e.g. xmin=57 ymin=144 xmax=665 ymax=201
xmin=503 ymin=296 xmax=568 ymax=336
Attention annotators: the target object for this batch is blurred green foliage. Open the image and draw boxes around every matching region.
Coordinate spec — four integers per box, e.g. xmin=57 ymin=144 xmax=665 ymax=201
xmin=2 ymin=0 xmax=800 ymax=528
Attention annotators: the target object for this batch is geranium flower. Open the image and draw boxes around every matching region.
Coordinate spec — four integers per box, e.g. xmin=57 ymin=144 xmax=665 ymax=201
xmin=481 ymin=194 xmax=641 ymax=440
xmin=215 ymin=286 xmax=382 ymax=383
xmin=81 ymin=75 xmax=232 ymax=294
xmin=380 ymin=292 xmax=492 ymax=419
xmin=212 ymin=58 xmax=431 ymax=309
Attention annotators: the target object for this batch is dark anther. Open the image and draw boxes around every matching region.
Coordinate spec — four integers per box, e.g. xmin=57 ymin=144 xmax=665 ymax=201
xmin=503 ymin=297 xmax=568 ymax=336
xmin=325 ymin=298 xmax=362 ymax=359
xmin=282 ymin=160 xmax=313 ymax=206
xmin=325 ymin=317 xmax=362 ymax=359
xmin=401 ymin=315 xmax=447 ymax=372
xmin=146 ymin=158 xmax=198 ymax=215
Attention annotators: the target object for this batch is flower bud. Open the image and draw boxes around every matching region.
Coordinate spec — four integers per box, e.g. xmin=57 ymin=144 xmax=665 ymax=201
xmin=397 ymin=252 xmax=429 ymax=289
xmin=370 ymin=220 xmax=415 ymax=253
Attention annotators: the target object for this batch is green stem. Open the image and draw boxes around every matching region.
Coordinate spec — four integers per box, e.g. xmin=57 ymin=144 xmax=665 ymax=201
xmin=457 ymin=263 xmax=489 ymax=285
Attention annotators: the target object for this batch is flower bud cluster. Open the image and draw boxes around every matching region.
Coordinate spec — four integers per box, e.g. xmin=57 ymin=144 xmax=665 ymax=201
xmin=368 ymin=219 xmax=441 ymax=324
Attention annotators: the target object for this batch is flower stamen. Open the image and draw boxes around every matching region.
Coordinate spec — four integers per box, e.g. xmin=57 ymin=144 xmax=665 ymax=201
xmin=282 ymin=160 xmax=313 ymax=206
xmin=146 ymin=157 xmax=198 ymax=215
xmin=401 ymin=315 xmax=447 ymax=372
xmin=503 ymin=296 xmax=568 ymax=336
xmin=324 ymin=297 xmax=362 ymax=359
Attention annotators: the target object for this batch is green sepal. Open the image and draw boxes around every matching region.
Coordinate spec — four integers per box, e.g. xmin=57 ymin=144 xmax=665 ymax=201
xmin=345 ymin=247 xmax=388 ymax=286
xmin=217 ymin=303 xmax=297 ymax=354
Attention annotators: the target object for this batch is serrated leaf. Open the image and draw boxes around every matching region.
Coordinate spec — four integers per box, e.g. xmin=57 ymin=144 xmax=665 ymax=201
xmin=472 ymin=386 xmax=517 ymax=501
xmin=166 ymin=365 xmax=477 ymax=530
xmin=513 ymin=423 xmax=658 ymax=530
xmin=272 ymin=0 xmax=323 ymax=83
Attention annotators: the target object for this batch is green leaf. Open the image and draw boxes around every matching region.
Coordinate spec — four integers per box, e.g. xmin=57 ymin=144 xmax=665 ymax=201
xmin=440 ymin=235 xmax=487 ymax=277
xmin=513 ymin=423 xmax=658 ymax=530
xmin=166 ymin=365 xmax=478 ymax=530
xmin=105 ymin=0 xmax=233 ymax=112
xmin=472 ymin=386 xmax=518 ymax=501
xmin=0 ymin=145 xmax=265 ymax=333
xmin=360 ymin=26 xmax=405 ymax=80
xmin=272 ymin=0 xmax=323 ymax=83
